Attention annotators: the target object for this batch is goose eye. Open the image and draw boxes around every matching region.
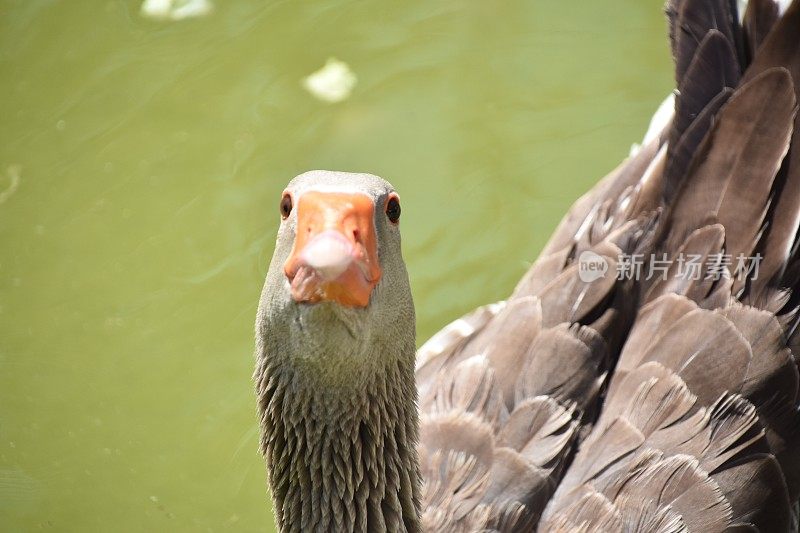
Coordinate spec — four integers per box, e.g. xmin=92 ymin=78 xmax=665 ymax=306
xmin=280 ymin=193 xmax=293 ymax=219
xmin=386 ymin=195 xmax=401 ymax=224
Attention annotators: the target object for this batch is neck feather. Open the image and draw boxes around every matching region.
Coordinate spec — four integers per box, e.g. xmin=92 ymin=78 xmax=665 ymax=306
xmin=256 ymin=347 xmax=421 ymax=532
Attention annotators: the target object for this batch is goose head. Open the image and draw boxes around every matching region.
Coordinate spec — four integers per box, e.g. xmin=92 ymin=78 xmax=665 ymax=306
xmin=257 ymin=169 xmax=415 ymax=387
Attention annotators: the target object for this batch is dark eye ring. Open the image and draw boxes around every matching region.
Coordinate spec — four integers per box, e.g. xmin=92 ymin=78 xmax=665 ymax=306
xmin=386 ymin=195 xmax=401 ymax=224
xmin=280 ymin=193 xmax=293 ymax=219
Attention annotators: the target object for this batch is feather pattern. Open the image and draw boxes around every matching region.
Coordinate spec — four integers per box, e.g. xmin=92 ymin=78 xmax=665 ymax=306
xmin=744 ymin=0 xmax=800 ymax=298
xmin=416 ymin=1 xmax=800 ymax=530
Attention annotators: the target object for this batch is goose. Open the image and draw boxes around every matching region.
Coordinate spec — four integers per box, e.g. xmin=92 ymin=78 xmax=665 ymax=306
xmin=254 ymin=0 xmax=800 ymax=530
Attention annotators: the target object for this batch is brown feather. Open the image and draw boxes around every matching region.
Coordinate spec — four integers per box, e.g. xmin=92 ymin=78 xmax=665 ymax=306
xmin=743 ymin=0 xmax=780 ymax=60
xmin=664 ymin=87 xmax=733 ymax=198
xmin=743 ymin=0 xmax=800 ymax=295
xmin=712 ymin=454 xmax=792 ymax=531
xmin=668 ymin=67 xmax=796 ymax=264
xmin=673 ymin=0 xmax=739 ymax=86
xmin=669 ymin=29 xmax=740 ymax=156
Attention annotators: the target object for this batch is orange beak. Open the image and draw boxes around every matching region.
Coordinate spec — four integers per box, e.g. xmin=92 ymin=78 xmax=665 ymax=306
xmin=283 ymin=191 xmax=382 ymax=308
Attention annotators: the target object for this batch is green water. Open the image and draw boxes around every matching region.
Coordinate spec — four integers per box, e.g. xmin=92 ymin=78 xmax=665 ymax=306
xmin=0 ymin=1 xmax=671 ymax=530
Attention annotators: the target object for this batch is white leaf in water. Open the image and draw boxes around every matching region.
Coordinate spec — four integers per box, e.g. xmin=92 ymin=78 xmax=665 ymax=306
xmin=141 ymin=0 xmax=171 ymax=19
xmin=140 ymin=0 xmax=213 ymax=21
xmin=0 ymin=165 xmax=20 ymax=205
xmin=302 ymin=58 xmax=358 ymax=104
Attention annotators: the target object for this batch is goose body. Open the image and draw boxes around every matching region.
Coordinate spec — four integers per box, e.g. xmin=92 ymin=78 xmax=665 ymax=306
xmin=255 ymin=1 xmax=800 ymax=531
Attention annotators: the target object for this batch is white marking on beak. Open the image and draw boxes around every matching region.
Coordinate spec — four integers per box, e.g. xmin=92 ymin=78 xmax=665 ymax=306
xmin=299 ymin=230 xmax=354 ymax=280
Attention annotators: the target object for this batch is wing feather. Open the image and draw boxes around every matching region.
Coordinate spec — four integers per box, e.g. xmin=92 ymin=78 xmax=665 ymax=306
xmin=417 ymin=2 xmax=800 ymax=530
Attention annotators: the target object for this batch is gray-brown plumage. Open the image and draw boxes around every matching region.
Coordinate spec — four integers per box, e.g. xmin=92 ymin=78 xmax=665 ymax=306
xmin=255 ymin=1 xmax=800 ymax=531
xmin=539 ymin=1 xmax=800 ymax=530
